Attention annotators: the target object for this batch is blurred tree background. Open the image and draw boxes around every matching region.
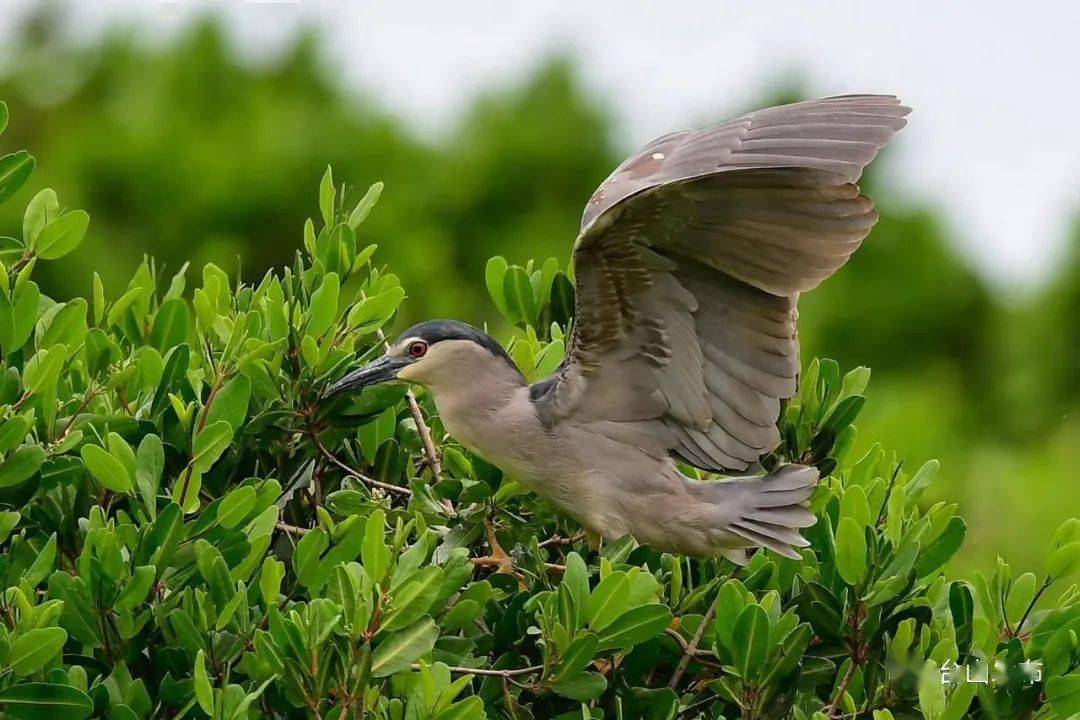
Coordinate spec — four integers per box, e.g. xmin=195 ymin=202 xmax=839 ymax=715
xmin=1 ymin=14 xmax=1077 ymax=575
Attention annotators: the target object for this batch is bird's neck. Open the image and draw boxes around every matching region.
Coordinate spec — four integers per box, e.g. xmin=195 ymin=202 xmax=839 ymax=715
xmin=427 ymin=365 xmax=537 ymax=470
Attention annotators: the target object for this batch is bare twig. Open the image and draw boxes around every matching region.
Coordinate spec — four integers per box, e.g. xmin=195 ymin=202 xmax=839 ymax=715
xmin=311 ymin=431 xmax=412 ymax=496
xmin=669 ymin=586 xmax=721 ymax=689
xmin=663 ymin=628 xmax=716 ymax=658
xmin=409 ymin=662 xmax=544 ymax=678
xmin=824 ymin=659 xmax=858 ymax=718
xmin=275 ymin=521 xmax=312 ymax=536
xmin=538 ymin=532 xmax=586 ymax=548
xmin=54 ymin=388 xmax=97 ymax=443
xmin=1013 ymin=576 xmax=1054 ymax=638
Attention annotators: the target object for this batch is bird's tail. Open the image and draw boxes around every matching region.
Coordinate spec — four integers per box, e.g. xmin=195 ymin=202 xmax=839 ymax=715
xmin=690 ymin=464 xmax=819 ymax=564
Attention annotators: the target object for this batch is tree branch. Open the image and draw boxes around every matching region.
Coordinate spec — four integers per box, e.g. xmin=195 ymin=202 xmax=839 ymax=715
xmin=669 ymin=587 xmax=721 ymax=689
xmin=275 ymin=521 xmax=312 ymax=536
xmin=410 ymin=663 xmax=544 ymax=678
xmin=310 ymin=430 xmax=412 ymax=496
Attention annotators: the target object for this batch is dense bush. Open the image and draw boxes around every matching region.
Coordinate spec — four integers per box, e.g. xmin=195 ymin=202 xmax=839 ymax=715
xmin=0 ymin=103 xmax=1078 ymax=720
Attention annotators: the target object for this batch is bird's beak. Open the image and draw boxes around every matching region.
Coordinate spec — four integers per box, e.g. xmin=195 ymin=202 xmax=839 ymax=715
xmin=325 ymin=355 xmax=409 ymax=397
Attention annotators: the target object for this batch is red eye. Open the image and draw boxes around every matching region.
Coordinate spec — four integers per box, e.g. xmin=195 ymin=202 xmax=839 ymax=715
xmin=408 ymin=341 xmax=428 ymax=359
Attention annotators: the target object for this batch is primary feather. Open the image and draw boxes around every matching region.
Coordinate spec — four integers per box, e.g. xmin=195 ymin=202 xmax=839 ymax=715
xmin=535 ymin=94 xmax=909 ymax=474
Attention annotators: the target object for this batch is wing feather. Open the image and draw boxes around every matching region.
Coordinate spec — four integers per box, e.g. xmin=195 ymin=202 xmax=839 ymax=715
xmin=536 ymin=95 xmax=909 ymax=472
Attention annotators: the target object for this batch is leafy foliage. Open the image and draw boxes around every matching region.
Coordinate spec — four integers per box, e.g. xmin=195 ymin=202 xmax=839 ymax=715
xmin=0 ymin=103 xmax=1077 ymax=720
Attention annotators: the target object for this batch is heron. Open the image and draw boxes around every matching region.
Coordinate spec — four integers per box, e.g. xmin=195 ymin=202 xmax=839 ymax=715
xmin=327 ymin=95 xmax=909 ymax=562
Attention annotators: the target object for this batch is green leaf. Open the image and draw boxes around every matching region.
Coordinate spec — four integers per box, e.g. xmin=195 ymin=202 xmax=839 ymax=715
xmin=555 ymin=632 xmax=598 ymax=680
xmin=1048 ymin=541 xmax=1080 ymax=580
xmin=218 ymin=485 xmax=256 ymax=529
xmin=550 ymin=272 xmax=575 ymax=327
xmin=106 ymin=286 xmax=145 ymax=328
xmin=822 ymin=395 xmax=865 ymax=434
xmin=9 ymin=627 xmax=67 ymax=676
xmin=294 ymin=528 xmax=329 ymax=588
xmin=0 ymin=415 xmax=30 ymax=452
xmin=259 ymin=557 xmax=285 ymax=606
xmin=371 ymin=617 xmax=439 ymax=677
xmin=23 ymin=188 xmax=58 ymax=243
xmin=381 ymin=566 xmax=442 ymax=632
xmin=347 ymin=287 xmax=405 ymax=334
xmin=24 ymin=344 xmax=67 ymax=393
xmin=11 ymin=282 xmax=40 ymax=351
xmin=730 ymin=604 xmax=769 ymax=680
xmin=0 ymin=445 xmax=45 ymax=487
xmin=23 ymin=532 xmax=57 ymax=586
xmin=1047 ymin=673 xmax=1080 ymax=718
xmin=108 ymin=431 xmax=136 ymax=479
xmin=485 ymin=256 xmax=510 ymax=320
xmin=916 ymin=517 xmax=966 ymax=578
xmin=432 ymin=696 xmax=484 ymax=720
xmin=362 ymin=509 xmax=390 ymax=583
xmin=319 ymin=166 xmax=336 ymax=226
xmin=0 ymin=682 xmax=92 ymax=720
xmin=503 ymin=265 xmax=537 ymax=326
xmin=194 ymin=649 xmax=214 ymax=715
xmin=1005 ymin=572 xmax=1036 ymax=624
xmin=39 ymin=299 xmax=88 ymax=351
xmin=918 ymin=660 xmax=946 ymax=720
xmin=597 ymin=603 xmax=672 ymax=651
xmin=586 ymin=571 xmax=629 ymax=631
xmin=0 ymin=511 xmax=19 ymax=543
xmin=135 ymin=434 xmax=163 ymax=516
xmin=80 ymin=444 xmax=132 ymax=492
xmin=35 ymin=210 xmax=89 ymax=260
xmin=562 ymin=552 xmax=590 ymax=631
xmin=1052 ymin=517 xmax=1080 ymax=548
xmin=840 ymin=485 xmax=871 ymax=529
xmin=204 ymin=375 xmax=251 ymax=435
xmin=192 ymin=421 xmax=233 ymax=473
xmin=150 ymin=298 xmax=189 ymax=351
xmin=308 ymin=271 xmax=340 ymax=337
xmin=0 ymin=102 xmax=6 ymax=135
xmin=551 ymin=671 xmax=607 ymax=702
xmin=835 ymin=517 xmax=868 ymax=586
xmin=115 ymin=566 xmax=156 ymax=612
xmin=348 ymin=181 xmax=384 ymax=229
xmin=0 ymin=151 xmax=35 ymax=204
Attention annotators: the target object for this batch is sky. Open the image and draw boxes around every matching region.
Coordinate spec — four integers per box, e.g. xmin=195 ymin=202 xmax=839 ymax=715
xmin=2 ymin=0 xmax=1079 ymax=291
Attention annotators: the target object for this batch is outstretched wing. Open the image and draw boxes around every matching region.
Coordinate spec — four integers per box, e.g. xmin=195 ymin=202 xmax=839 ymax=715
xmin=532 ymin=95 xmax=909 ymax=472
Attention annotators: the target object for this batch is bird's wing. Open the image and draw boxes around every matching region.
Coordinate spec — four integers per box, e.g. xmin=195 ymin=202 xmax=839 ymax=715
xmin=532 ymin=95 xmax=909 ymax=471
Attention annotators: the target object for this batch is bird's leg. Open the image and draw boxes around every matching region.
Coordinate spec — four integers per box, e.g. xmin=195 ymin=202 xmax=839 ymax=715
xmin=472 ymin=516 xmax=522 ymax=583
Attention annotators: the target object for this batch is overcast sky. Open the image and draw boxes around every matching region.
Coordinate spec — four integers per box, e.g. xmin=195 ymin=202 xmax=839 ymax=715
xmin=3 ymin=1 xmax=1079 ymax=291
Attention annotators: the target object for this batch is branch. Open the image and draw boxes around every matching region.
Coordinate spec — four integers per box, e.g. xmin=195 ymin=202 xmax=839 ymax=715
xmin=663 ymin=628 xmax=716 ymax=659
xmin=824 ymin=659 xmax=858 ymax=718
xmin=411 ymin=663 xmax=544 ymax=678
xmin=538 ymin=532 xmax=586 ymax=548
xmin=669 ymin=587 xmax=721 ymax=689
xmin=311 ymin=431 xmax=412 ymax=497
xmin=1014 ymin=576 xmax=1054 ymax=637
xmin=275 ymin=521 xmax=312 ymax=536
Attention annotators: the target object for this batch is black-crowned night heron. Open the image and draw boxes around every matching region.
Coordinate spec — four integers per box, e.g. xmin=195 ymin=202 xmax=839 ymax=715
xmin=328 ymin=95 xmax=910 ymax=562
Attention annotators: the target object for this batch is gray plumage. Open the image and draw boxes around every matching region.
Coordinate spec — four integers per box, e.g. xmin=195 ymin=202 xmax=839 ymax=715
xmin=330 ymin=95 xmax=910 ymax=560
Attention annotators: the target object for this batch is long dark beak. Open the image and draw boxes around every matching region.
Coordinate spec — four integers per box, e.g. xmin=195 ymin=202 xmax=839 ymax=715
xmin=325 ymin=355 xmax=409 ymax=397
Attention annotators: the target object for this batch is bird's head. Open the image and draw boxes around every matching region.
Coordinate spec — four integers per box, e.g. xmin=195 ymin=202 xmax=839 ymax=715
xmin=325 ymin=319 xmax=520 ymax=398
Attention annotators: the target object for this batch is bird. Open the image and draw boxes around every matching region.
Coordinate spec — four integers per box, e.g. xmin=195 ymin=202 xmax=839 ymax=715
xmin=327 ymin=95 xmax=910 ymax=562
